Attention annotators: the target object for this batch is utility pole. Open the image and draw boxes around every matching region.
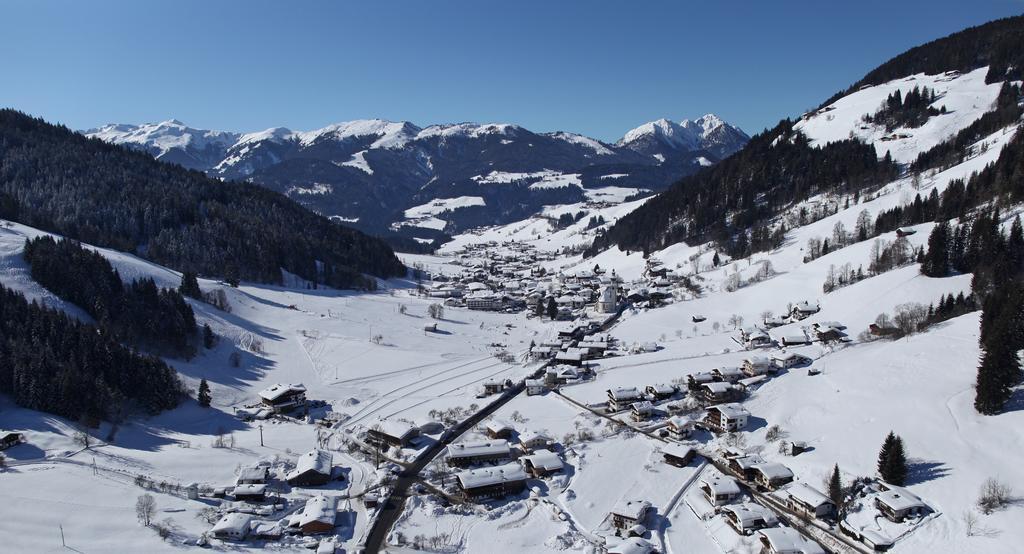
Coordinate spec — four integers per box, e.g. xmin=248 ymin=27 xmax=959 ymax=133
xmin=60 ymin=525 xmax=65 ymax=547
xmin=258 ymin=424 xmax=264 ymax=447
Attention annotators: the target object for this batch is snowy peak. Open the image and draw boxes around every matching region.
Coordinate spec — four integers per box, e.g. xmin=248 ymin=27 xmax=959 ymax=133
xmin=618 ymin=113 xmax=748 ymax=160
xmin=86 ymin=119 xmax=239 ymax=156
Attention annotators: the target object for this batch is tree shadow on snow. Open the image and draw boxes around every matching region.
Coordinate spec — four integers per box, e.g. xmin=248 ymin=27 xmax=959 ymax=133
xmin=905 ymin=459 xmax=950 ymax=485
xmin=1002 ymin=387 xmax=1024 ymax=413
xmin=745 ymin=416 xmax=769 ymax=433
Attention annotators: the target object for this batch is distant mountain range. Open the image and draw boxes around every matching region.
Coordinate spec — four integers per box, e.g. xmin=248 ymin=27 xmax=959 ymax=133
xmin=86 ymin=115 xmax=748 ymax=239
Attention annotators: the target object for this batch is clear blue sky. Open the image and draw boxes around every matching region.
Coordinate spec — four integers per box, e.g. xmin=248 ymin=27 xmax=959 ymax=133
xmin=2 ymin=1 xmax=1021 ymax=141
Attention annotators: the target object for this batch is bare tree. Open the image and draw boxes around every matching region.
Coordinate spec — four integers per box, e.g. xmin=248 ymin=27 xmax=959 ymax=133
xmin=427 ymin=303 xmax=444 ymax=320
xmin=963 ymin=510 xmax=979 ymax=537
xmin=978 ymin=478 xmax=1012 ymax=514
xmin=136 ymin=493 xmax=157 ymax=526
xmin=73 ymin=429 xmax=92 ymax=449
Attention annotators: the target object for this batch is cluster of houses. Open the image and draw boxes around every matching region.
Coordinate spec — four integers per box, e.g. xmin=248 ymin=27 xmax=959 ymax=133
xmin=209 ymin=494 xmax=340 ymax=542
xmin=741 ymin=318 xmax=848 ymax=350
xmin=439 ymin=419 xmax=562 ymax=501
xmin=235 ymin=383 xmax=310 ymax=420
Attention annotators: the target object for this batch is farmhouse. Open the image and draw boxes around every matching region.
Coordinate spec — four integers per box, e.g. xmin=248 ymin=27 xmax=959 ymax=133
xmin=232 ymin=483 xmax=267 ymax=502
xmin=211 ymin=513 xmax=252 ymax=541
xmin=294 ymin=495 xmax=337 ymax=535
xmin=236 ymin=465 xmax=269 ymax=485
xmin=518 ymin=430 xmax=551 ymax=452
xmin=687 ymin=372 xmax=716 ymax=390
xmin=701 ymin=475 xmax=742 ymax=506
xmin=609 ymin=499 xmax=651 ymax=529
xmin=0 ymin=431 xmax=23 ymax=450
xmin=286 ymin=449 xmax=333 ymax=487
xmin=368 ymin=419 xmax=419 ymax=449
xmin=875 ymin=485 xmax=927 ymax=522
xmin=776 ymin=332 xmax=810 ymax=347
xmin=722 ymin=503 xmax=779 ymax=535
xmin=742 ymin=356 xmax=773 ymax=377
xmin=701 ymin=381 xmax=742 ymax=403
xmin=662 ymin=443 xmax=695 ymax=467
xmin=704 ymin=403 xmax=750 ymax=433
xmin=665 ymin=416 xmax=694 ymax=440
xmin=605 ymin=537 xmax=655 ymax=554
xmin=485 ymin=419 xmax=514 ymax=439
xmin=258 ymin=383 xmax=307 ymax=413
xmin=750 ymin=463 xmax=795 ymax=490
xmin=713 ymin=366 xmax=746 ymax=383
xmin=771 ymin=351 xmax=811 ymax=370
xmin=645 ymin=383 xmax=676 ymax=400
xmin=525 ymin=379 xmax=546 ymax=396
xmin=745 ymin=329 xmax=773 ymax=348
xmin=482 ymin=379 xmax=505 ymax=395
xmin=778 ymin=482 xmax=835 ymax=520
xmin=455 ymin=462 xmax=528 ymax=501
xmin=757 ymin=527 xmax=826 ymax=554
xmin=446 ymin=440 xmax=511 ymax=467
xmin=520 ymin=449 xmax=564 ymax=476
xmin=630 ymin=400 xmax=655 ymax=422
xmin=790 ymin=301 xmax=820 ymax=320
xmin=607 ymin=387 xmax=643 ymax=411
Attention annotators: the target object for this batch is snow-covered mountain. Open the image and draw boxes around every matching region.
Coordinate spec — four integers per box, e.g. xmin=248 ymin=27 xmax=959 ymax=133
xmin=85 ymin=115 xmax=747 ymax=237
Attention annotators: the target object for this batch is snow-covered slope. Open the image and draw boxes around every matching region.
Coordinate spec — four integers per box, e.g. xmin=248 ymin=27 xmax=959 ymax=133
xmin=619 ymin=113 xmax=750 ymax=160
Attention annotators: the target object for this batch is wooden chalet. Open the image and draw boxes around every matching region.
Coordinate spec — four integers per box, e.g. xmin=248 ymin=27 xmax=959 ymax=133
xmin=520 ymin=449 xmax=564 ymax=477
xmin=722 ymin=503 xmax=779 ymax=535
xmin=662 ymin=443 xmax=695 ymax=467
xmin=456 ymin=462 xmax=527 ymax=501
xmin=294 ymin=495 xmax=337 ymax=535
xmin=701 ymin=475 xmax=742 ymax=506
xmin=704 ymin=403 xmax=750 ymax=433
xmin=609 ymin=499 xmax=651 ymax=529
xmin=750 ymin=463 xmax=795 ymax=490
xmin=875 ymin=486 xmax=927 ymax=522
xmin=286 ymin=449 xmax=333 ymax=487
xmin=258 ymin=383 xmax=307 ymax=413
xmin=778 ymin=482 xmax=835 ymax=520
xmin=445 ymin=440 xmax=511 ymax=467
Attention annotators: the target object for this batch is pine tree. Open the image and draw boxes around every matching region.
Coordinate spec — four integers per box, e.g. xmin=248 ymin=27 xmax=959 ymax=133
xmin=877 ymin=431 xmax=897 ymax=480
xmin=197 ymin=379 xmax=211 ymax=408
xmin=202 ymin=324 xmax=216 ymax=349
xmin=975 ymin=334 xmax=1016 ymax=415
xmin=885 ymin=436 xmax=908 ymax=485
xmin=546 ymin=297 xmax=558 ymax=320
xmin=179 ymin=271 xmax=201 ymax=299
xmin=712 ymin=252 xmax=721 ymax=267
xmin=922 ymin=220 xmax=950 ymax=277
xmin=827 ymin=464 xmax=844 ymax=516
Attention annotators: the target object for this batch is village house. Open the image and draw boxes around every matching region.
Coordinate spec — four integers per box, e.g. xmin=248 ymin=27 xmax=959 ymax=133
xmin=236 ymin=465 xmax=269 ymax=485
xmin=778 ymin=482 xmax=836 ymax=520
xmin=771 ymin=351 xmax=812 ymax=370
xmin=0 ymin=431 xmax=24 ymax=450
xmin=704 ymin=403 xmax=750 ymax=433
xmin=485 ymin=419 xmax=514 ymax=439
xmin=701 ymin=474 xmax=742 ymax=506
xmin=445 ymin=440 xmax=512 ymax=467
xmin=520 ymin=449 xmax=564 ymax=477
xmin=368 ymin=419 xmax=420 ymax=449
xmin=662 ymin=443 xmax=695 ymax=467
xmin=232 ymin=483 xmax=268 ymax=503
xmin=722 ymin=503 xmax=779 ymax=535
xmin=525 ymin=379 xmax=546 ymax=396
xmin=665 ymin=415 xmax=694 ymax=440
xmin=528 ymin=345 xmax=557 ymax=361
xmin=813 ymin=321 xmax=847 ymax=342
xmin=738 ymin=375 xmax=769 ymax=393
xmin=293 ymin=495 xmax=337 ymax=535
xmin=758 ymin=527 xmax=826 ymax=554
xmin=607 ymin=387 xmax=643 ymax=411
xmin=518 ymin=430 xmax=551 ymax=452
xmin=750 ymin=463 xmax=795 ymax=490
xmin=790 ymin=301 xmax=820 ymax=320
xmin=700 ymin=381 xmax=743 ymax=403
xmin=727 ymin=454 xmax=766 ymax=480
xmin=455 ymin=462 xmax=528 ymax=501
xmin=286 ymin=449 xmax=333 ymax=487
xmin=645 ymin=383 xmax=676 ymax=400
xmin=775 ymin=332 xmax=811 ymax=347
xmin=258 ymin=383 xmax=308 ymax=414
xmin=481 ymin=379 xmax=506 ymax=396
xmin=605 ymin=537 xmax=655 ymax=554
xmin=211 ymin=513 xmax=252 ymax=541
xmin=622 ymin=399 xmax=652 ymax=420
xmin=742 ymin=356 xmax=774 ymax=377
xmin=609 ymin=499 xmax=652 ymax=529
xmin=687 ymin=372 xmax=716 ymax=390
xmin=875 ymin=485 xmax=927 ymax=522
xmin=547 ymin=365 xmax=582 ymax=385
xmin=712 ymin=366 xmax=746 ymax=383
xmin=763 ymin=315 xmax=789 ymax=328
xmin=466 ymin=292 xmax=503 ymax=311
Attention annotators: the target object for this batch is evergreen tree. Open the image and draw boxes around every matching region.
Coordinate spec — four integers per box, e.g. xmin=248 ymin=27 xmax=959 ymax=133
xmin=827 ymin=464 xmax=844 ymax=516
xmin=546 ymin=297 xmax=558 ymax=320
xmin=202 ymin=324 xmax=216 ymax=349
xmin=179 ymin=271 xmax=202 ymax=299
xmin=533 ymin=298 xmax=544 ymax=318
xmin=197 ymin=379 xmax=211 ymax=408
xmin=878 ymin=432 xmax=908 ymax=485
xmin=712 ymin=252 xmax=721 ymax=267
xmin=922 ymin=221 xmax=950 ymax=277
xmin=877 ymin=431 xmax=897 ymax=480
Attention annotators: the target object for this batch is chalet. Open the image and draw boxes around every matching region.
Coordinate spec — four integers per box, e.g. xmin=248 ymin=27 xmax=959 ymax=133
xmin=742 ymin=356 xmax=773 ymax=376
xmin=0 ymin=431 xmax=24 ymax=450
xmin=525 ymin=379 xmax=546 ymax=396
xmin=466 ymin=293 xmax=503 ymax=311
xmin=813 ymin=322 xmax=847 ymax=342
xmin=258 ymin=383 xmax=307 ymax=413
xmin=728 ymin=454 xmax=766 ymax=480
xmin=665 ymin=416 xmax=694 ymax=440
xmin=577 ymin=340 xmax=609 ymax=357
xmin=607 ymin=387 xmax=643 ymax=411
xmin=548 ymin=365 xmax=582 ymax=384
xmin=746 ymin=330 xmax=773 ymax=348
xmin=737 ymin=375 xmax=768 ymax=392
xmin=482 ymin=379 xmax=505 ymax=395
xmin=701 ymin=475 xmax=742 ymax=506
xmin=251 ymin=521 xmax=283 ymax=541
xmin=704 ymin=403 xmax=750 ymax=433
xmin=687 ymin=372 xmax=716 ymax=390
xmin=232 ymin=483 xmax=267 ymax=502
xmin=700 ymin=381 xmax=742 ymax=403
xmin=630 ymin=401 xmax=655 ymax=422
xmin=456 ymin=462 xmax=528 ymax=501
xmin=895 ymin=227 xmax=917 ymax=237
xmin=722 ymin=503 xmax=779 ymax=535
xmin=236 ymin=465 xmax=269 ymax=485
xmin=763 ymin=315 xmax=788 ymax=328
xmin=286 ymin=449 xmax=333 ymax=487
xmin=757 ymin=527 xmax=826 ymax=554
xmin=609 ymin=499 xmax=651 ymax=529
xmin=529 ymin=345 xmax=557 ymax=361
xmin=446 ymin=440 xmax=511 ymax=467
xmin=211 ymin=513 xmax=252 ymax=541
xmin=771 ymin=351 xmax=811 ymax=370
xmin=520 ymin=449 xmax=564 ymax=476
xmin=712 ymin=366 xmax=745 ymax=383
xmin=485 ymin=419 xmax=514 ymax=439
xmin=294 ymin=495 xmax=337 ymax=535
xmin=778 ymin=482 xmax=835 ymax=520
xmin=662 ymin=443 xmax=695 ymax=467
xmin=518 ymin=430 xmax=551 ymax=452
xmin=751 ymin=463 xmax=795 ymax=490
xmin=869 ymin=323 xmax=899 ymax=337
xmin=554 ymin=348 xmax=585 ymax=367
xmin=605 ymin=537 xmax=655 ymax=554
xmin=790 ymin=301 xmax=820 ymax=321
xmin=368 ymin=420 xmax=419 ymax=449
xmin=692 ymin=314 xmax=707 ymax=323
xmin=776 ymin=332 xmax=810 ymax=347
xmin=646 ymin=383 xmax=676 ymax=400
xmin=875 ymin=486 xmax=927 ymax=522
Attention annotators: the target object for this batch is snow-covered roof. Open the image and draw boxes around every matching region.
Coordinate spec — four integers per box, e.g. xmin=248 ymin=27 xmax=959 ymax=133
xmin=287 ymin=449 xmax=332 ymax=479
xmin=662 ymin=443 xmax=694 ymax=460
xmin=701 ymin=475 xmax=741 ymax=496
xmin=610 ymin=499 xmax=651 ymax=520
xmin=608 ymin=387 xmax=642 ymax=400
xmin=485 ymin=419 xmax=513 ymax=434
xmin=296 ymin=495 xmax=337 ymax=528
xmin=702 ymin=381 xmax=734 ymax=393
xmin=722 ymin=502 xmax=779 ymax=527
xmin=211 ymin=512 xmax=252 ymax=535
xmin=744 ymin=355 xmax=771 ymax=367
xmin=771 ymin=351 xmax=807 ymax=361
xmin=667 ymin=416 xmax=693 ymax=429
xmin=783 ymin=482 xmax=833 ymax=509
xmin=630 ymin=401 xmax=654 ymax=413
xmin=373 ymin=419 xmax=417 ymax=440
xmin=258 ymin=383 xmax=306 ymax=402
xmin=237 ymin=465 xmax=268 ymax=482
xmin=446 ymin=440 xmax=511 ymax=459
xmin=710 ymin=403 xmax=750 ymax=419
xmin=753 ymin=462 xmax=794 ymax=481
xmin=233 ymin=483 xmax=267 ymax=496
xmin=519 ymin=430 xmax=550 ymax=444
xmin=521 ymin=449 xmax=563 ymax=472
xmin=606 ymin=536 xmax=655 ymax=554
xmin=757 ymin=527 xmax=825 ymax=554
xmin=647 ymin=383 xmax=675 ymax=394
xmin=456 ymin=462 xmax=527 ymax=489
xmin=876 ymin=485 xmax=927 ymax=512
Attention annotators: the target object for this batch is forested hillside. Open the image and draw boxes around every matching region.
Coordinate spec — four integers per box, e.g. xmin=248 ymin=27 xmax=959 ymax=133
xmin=0 ymin=110 xmax=405 ymax=289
